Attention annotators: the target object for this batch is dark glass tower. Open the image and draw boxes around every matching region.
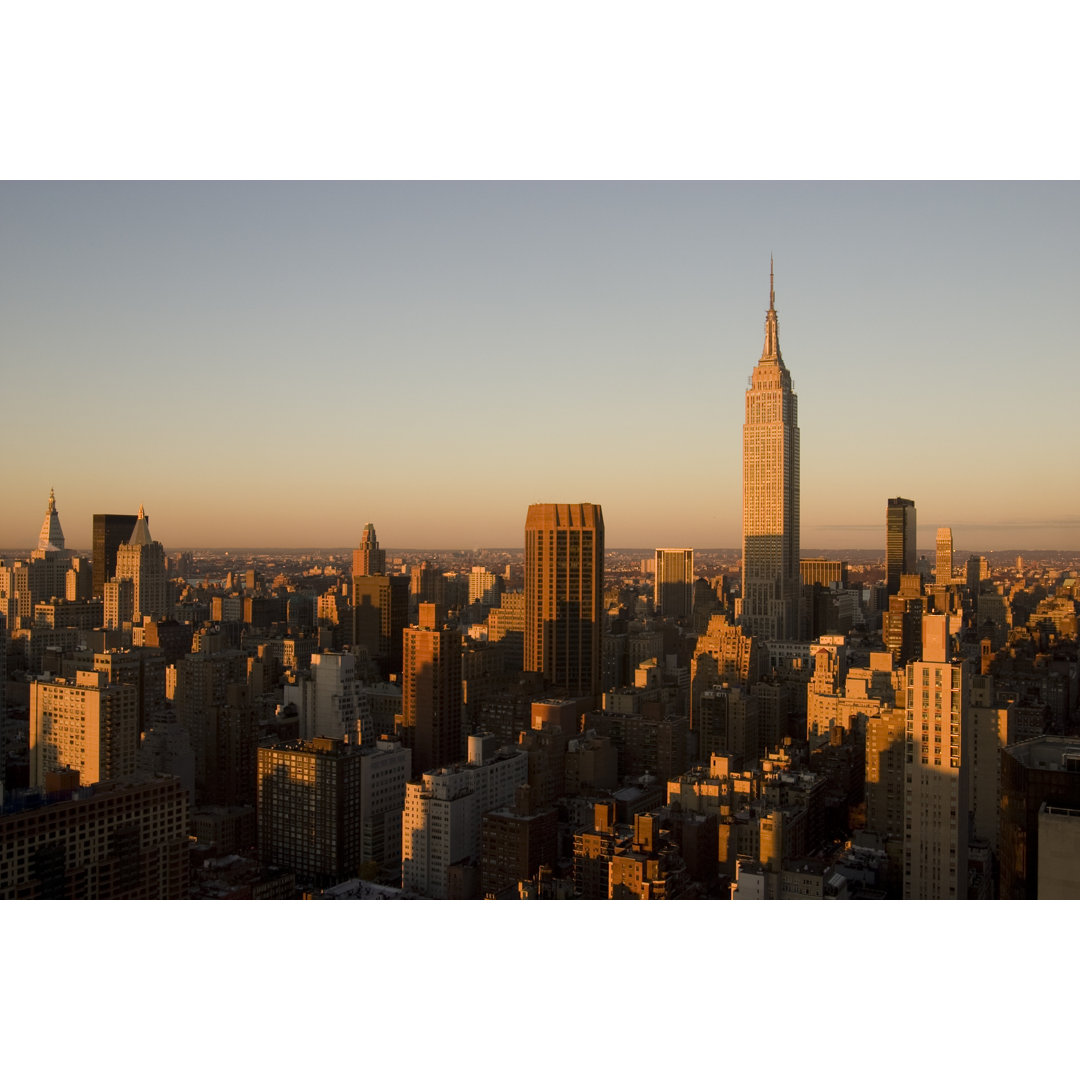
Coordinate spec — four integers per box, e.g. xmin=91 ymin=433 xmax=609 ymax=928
xmin=92 ymin=513 xmax=139 ymax=598
xmin=886 ymin=497 xmax=917 ymax=595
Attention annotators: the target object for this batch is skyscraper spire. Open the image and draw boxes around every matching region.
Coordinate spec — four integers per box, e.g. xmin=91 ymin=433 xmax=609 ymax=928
xmin=36 ymin=487 xmax=65 ymax=552
xmin=127 ymin=504 xmax=153 ymax=546
xmin=743 ymin=261 xmax=799 ymax=642
xmin=760 ymin=257 xmax=783 ymax=365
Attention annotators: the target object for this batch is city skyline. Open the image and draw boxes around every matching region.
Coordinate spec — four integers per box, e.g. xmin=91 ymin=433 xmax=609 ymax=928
xmin=2 ymin=181 xmax=1078 ymax=552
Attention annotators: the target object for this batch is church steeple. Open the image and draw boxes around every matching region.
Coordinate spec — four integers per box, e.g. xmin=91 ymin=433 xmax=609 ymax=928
xmin=760 ymin=256 xmax=783 ymax=366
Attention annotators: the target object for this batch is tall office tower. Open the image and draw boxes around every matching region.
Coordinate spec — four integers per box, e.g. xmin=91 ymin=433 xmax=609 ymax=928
xmin=352 ymin=573 xmax=409 ymax=680
xmin=351 ymin=522 xmax=386 ymax=579
xmin=29 ymin=669 xmax=138 ymax=787
xmin=654 ymin=548 xmax=694 ymax=618
xmin=742 ymin=262 xmax=800 ymax=642
xmin=883 ymin=573 xmax=925 ymax=665
xmin=886 ymin=497 xmax=917 ymax=594
xmin=524 ymin=503 xmax=604 ymax=701
xmin=113 ymin=506 xmax=167 ymax=623
xmin=257 ymin=737 xmax=362 ymax=887
xmin=965 ymin=554 xmax=989 ymax=592
xmin=401 ymin=603 xmax=463 ymax=776
xmin=903 ymin=615 xmax=970 ymax=899
xmin=92 ymin=513 xmax=139 ymax=598
xmin=29 ymin=489 xmax=71 ymax=605
xmin=935 ymin=527 xmax=954 ymax=585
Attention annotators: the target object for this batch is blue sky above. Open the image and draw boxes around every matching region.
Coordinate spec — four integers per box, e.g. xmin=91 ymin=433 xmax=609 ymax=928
xmin=2 ymin=181 xmax=1077 ymax=552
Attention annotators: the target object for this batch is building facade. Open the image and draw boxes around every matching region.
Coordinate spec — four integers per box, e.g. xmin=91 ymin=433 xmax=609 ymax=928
xmin=654 ymin=548 xmax=694 ymax=619
xmin=352 ymin=522 xmax=386 ymax=579
xmin=257 ymin=737 xmax=362 ymax=887
xmin=401 ymin=734 xmax=529 ymax=898
xmin=0 ymin=775 xmax=189 ymax=900
xmin=742 ymin=263 xmax=800 ymax=642
xmin=352 ymin=573 xmax=409 ymax=680
xmin=524 ymin=503 xmax=604 ymax=701
xmin=935 ymin=526 xmax=954 ymax=585
xmin=401 ymin=603 xmax=463 ymax=776
xmin=92 ymin=513 xmax=139 ymax=598
xmin=903 ymin=616 xmax=970 ymax=899
xmin=30 ymin=670 xmax=138 ymax=788
xmin=112 ymin=505 xmax=167 ymax=623
xmin=886 ymin=497 xmax=916 ymax=595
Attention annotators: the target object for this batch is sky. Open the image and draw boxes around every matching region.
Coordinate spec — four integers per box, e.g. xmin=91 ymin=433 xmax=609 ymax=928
xmin=1 ymin=180 xmax=1077 ymax=554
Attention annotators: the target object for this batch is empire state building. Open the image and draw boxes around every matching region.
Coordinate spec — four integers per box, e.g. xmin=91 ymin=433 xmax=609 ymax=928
xmin=741 ymin=261 xmax=800 ymax=641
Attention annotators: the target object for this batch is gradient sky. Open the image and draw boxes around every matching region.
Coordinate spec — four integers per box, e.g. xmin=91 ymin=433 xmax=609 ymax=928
xmin=2 ymin=181 xmax=1077 ymax=554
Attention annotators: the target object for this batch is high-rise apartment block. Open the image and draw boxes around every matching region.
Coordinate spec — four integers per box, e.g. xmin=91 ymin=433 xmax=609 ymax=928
xmin=30 ymin=670 xmax=138 ymax=787
xmin=886 ymin=497 xmax=916 ymax=594
xmin=468 ymin=566 xmax=502 ymax=607
xmin=401 ymin=603 xmax=463 ymax=776
xmin=903 ymin=615 xmax=969 ymax=899
xmin=742 ymin=263 xmax=800 ymax=642
xmin=401 ymin=733 xmax=528 ymax=898
xmin=0 ymin=775 xmax=189 ymax=899
xmin=92 ymin=512 xmax=139 ymax=598
xmin=524 ymin=503 xmax=604 ymax=701
xmin=654 ymin=548 xmax=694 ymax=618
xmin=286 ymin=650 xmax=372 ymax=744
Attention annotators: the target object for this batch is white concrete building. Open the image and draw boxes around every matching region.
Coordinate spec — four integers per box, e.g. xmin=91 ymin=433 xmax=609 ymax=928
xmin=401 ymin=733 xmax=528 ymax=898
xmin=286 ymin=651 xmax=373 ymax=743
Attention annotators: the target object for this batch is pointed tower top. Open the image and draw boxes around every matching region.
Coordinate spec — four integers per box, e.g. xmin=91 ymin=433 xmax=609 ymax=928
xmin=37 ymin=488 xmax=66 ymax=552
xmin=127 ymin=505 xmax=153 ymax=546
xmin=760 ymin=258 xmax=784 ymax=366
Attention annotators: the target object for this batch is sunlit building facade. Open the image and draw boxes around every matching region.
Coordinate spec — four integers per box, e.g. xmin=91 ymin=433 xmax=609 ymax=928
xmin=654 ymin=548 xmax=694 ymax=618
xmin=524 ymin=503 xmax=604 ymax=701
xmin=742 ymin=263 xmax=800 ymax=642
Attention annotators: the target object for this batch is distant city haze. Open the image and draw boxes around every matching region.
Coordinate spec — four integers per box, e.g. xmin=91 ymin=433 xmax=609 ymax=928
xmin=2 ymin=181 xmax=1077 ymax=552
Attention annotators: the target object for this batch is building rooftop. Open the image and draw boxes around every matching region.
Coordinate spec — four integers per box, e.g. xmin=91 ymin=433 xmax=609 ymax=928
xmin=1004 ymin=735 xmax=1080 ymax=771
